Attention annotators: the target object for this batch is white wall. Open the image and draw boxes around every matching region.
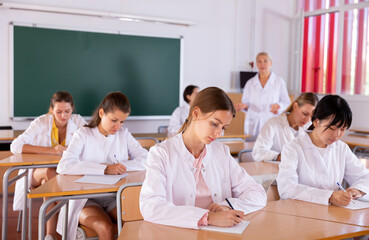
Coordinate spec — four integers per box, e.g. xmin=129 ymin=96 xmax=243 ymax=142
xmin=0 ymin=0 xmax=295 ymax=132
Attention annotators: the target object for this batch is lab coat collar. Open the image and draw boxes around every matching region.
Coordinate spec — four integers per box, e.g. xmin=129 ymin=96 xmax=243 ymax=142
xmin=176 ymin=133 xmax=211 ymax=172
xmin=252 ymin=72 xmax=276 ymax=89
xmin=46 ymin=114 xmax=79 ymax=145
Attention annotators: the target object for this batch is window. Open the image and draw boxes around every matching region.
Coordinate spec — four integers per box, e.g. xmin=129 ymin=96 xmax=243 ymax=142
xmin=300 ymin=0 xmax=369 ymax=95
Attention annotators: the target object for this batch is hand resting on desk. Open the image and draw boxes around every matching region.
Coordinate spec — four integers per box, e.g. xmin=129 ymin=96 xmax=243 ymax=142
xmin=104 ymin=163 xmax=127 ymax=175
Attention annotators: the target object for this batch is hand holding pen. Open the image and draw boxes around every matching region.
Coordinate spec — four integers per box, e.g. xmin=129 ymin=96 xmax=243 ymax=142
xmin=337 ymin=182 xmax=355 ymax=204
xmin=328 ymin=182 xmax=355 ymax=206
xmin=51 ymin=138 xmax=66 ymax=155
xmin=104 ymin=154 xmax=127 ymax=175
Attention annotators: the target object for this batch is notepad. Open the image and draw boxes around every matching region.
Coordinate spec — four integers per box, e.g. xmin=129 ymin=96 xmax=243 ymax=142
xmin=200 ymin=221 xmax=249 ymax=234
xmin=342 ymin=199 xmax=369 ymax=210
xmin=75 ymin=173 xmax=128 ymax=185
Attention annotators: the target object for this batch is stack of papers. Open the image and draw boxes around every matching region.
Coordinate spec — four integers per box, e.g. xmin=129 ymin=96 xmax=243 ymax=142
xmin=75 ymin=173 xmax=128 ymax=185
xmin=200 ymin=221 xmax=249 ymax=234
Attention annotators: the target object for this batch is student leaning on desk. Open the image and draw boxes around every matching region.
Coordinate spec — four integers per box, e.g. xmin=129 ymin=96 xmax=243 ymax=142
xmin=10 ymin=91 xmax=86 ymax=240
xmin=140 ymin=87 xmax=266 ymax=229
xmin=252 ymin=92 xmax=318 ymax=162
xmin=277 ymin=95 xmax=369 ymax=206
xmin=56 ymin=91 xmax=148 ymax=240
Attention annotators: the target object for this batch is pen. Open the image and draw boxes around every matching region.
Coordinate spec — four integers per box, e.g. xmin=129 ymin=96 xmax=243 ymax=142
xmin=336 ymin=182 xmax=355 ymax=204
xmin=113 ymin=154 xmax=120 ymax=164
xmin=225 ymin=198 xmax=242 ymax=218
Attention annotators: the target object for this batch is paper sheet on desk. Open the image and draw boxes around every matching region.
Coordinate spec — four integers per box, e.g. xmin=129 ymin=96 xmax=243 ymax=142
xmin=200 ymin=221 xmax=249 ymax=234
xmin=342 ymin=199 xmax=369 ymax=210
xmin=75 ymin=173 xmax=128 ymax=185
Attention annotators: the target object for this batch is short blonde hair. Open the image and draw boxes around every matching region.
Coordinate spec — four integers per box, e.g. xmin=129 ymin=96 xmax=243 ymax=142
xmin=256 ymin=52 xmax=273 ymax=62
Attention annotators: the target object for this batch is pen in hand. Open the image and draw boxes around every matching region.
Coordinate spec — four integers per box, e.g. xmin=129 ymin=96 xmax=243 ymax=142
xmin=113 ymin=154 xmax=120 ymax=164
xmin=336 ymin=182 xmax=355 ymax=204
xmin=225 ymin=198 xmax=242 ymax=218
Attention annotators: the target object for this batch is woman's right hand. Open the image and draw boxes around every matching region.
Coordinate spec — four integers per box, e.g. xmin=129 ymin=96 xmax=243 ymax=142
xmin=104 ymin=163 xmax=127 ymax=175
xmin=329 ymin=190 xmax=352 ymax=206
xmin=208 ymin=210 xmax=244 ymax=227
xmin=51 ymin=145 xmax=67 ymax=155
xmin=235 ymin=103 xmax=248 ymax=111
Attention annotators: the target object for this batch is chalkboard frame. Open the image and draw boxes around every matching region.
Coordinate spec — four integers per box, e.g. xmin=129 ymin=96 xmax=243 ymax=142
xmin=9 ymin=22 xmax=183 ymax=120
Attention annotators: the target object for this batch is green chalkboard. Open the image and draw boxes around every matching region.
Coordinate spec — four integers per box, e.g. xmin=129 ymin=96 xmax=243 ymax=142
xmin=13 ymin=25 xmax=181 ymax=118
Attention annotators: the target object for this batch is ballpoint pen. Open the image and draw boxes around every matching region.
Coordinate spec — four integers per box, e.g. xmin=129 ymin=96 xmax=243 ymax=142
xmin=225 ymin=198 xmax=242 ymax=218
xmin=336 ymin=182 xmax=355 ymax=204
xmin=113 ymin=154 xmax=120 ymax=164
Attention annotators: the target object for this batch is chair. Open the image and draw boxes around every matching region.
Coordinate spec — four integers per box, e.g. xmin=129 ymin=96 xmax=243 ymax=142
xmin=266 ymin=181 xmax=280 ymax=202
xmin=116 ymin=184 xmax=143 ymax=234
xmin=238 ymin=149 xmax=255 ymax=162
xmin=135 ymin=137 xmax=158 ymax=150
xmin=157 ymin=125 xmax=168 ymax=134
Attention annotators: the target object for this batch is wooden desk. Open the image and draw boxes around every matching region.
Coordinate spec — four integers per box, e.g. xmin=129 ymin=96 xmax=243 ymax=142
xmin=350 ymin=128 xmax=369 ymax=135
xmin=341 ymin=134 xmax=369 ymax=148
xmin=132 ymin=133 xmax=251 ymax=143
xmin=239 ymin=162 xmax=279 ymax=177
xmin=263 ymin=199 xmax=369 ymax=227
xmin=28 ymin=171 xmax=146 ymax=240
xmin=0 ymin=130 xmax=23 ymax=142
xmin=118 ymin=211 xmax=369 ymax=240
xmin=222 ymin=141 xmax=254 ymax=155
xmin=0 ymin=151 xmax=15 ymax=194
xmin=0 ymin=154 xmax=61 ymax=240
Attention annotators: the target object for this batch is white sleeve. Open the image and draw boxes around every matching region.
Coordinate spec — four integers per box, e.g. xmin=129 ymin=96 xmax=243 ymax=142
xmin=167 ymin=108 xmax=182 ymax=137
xmin=277 ymin=78 xmax=291 ymax=114
xmin=10 ymin=117 xmax=43 ymax=154
xmin=73 ymin=114 xmax=87 ymax=128
xmin=343 ymin=143 xmax=369 ymax=195
xmin=56 ymin=129 xmax=106 ymax=175
xmin=218 ymin=151 xmax=267 ymax=214
xmin=123 ymin=132 xmax=148 ymax=171
xmin=140 ymin=146 xmax=208 ymax=229
xmin=252 ymin=121 xmax=279 ymax=161
xmin=277 ymin=142 xmax=333 ymax=205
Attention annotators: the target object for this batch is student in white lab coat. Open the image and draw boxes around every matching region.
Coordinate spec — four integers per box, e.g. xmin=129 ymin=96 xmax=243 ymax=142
xmin=252 ymin=92 xmax=318 ymax=162
xmin=277 ymin=95 xmax=369 ymax=206
xmin=140 ymin=87 xmax=266 ymax=229
xmin=10 ymin=91 xmax=86 ymax=240
xmin=235 ymin=52 xmax=290 ymax=140
xmin=56 ymin=92 xmax=148 ymax=240
xmin=167 ymin=85 xmax=199 ymax=137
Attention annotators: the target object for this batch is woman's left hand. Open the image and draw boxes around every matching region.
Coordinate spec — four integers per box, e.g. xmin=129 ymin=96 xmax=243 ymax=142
xmin=207 ymin=203 xmax=230 ymax=213
xmin=270 ymin=104 xmax=280 ymax=114
xmin=346 ymin=188 xmax=365 ymax=199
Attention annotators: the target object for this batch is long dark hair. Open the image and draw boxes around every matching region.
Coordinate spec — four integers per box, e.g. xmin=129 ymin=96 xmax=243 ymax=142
xmin=48 ymin=91 xmax=74 ymax=113
xmin=308 ymin=95 xmax=352 ymax=131
xmin=86 ymin=92 xmax=131 ymax=128
xmin=178 ymin=87 xmax=235 ymax=134
xmin=183 ymin=85 xmax=199 ymax=103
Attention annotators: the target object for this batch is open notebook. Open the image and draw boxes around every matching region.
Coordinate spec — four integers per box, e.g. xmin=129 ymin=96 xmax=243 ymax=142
xmin=75 ymin=173 xmax=128 ymax=185
xmin=342 ymin=198 xmax=369 ymax=210
xmin=200 ymin=221 xmax=249 ymax=234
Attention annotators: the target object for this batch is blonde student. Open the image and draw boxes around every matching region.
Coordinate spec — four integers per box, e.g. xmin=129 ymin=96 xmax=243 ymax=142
xmin=140 ymin=87 xmax=266 ymax=229
xmin=277 ymin=95 xmax=369 ymax=206
xmin=235 ymin=52 xmax=290 ymax=140
xmin=11 ymin=91 xmax=86 ymax=240
xmin=167 ymin=85 xmax=199 ymax=137
xmin=252 ymin=92 xmax=318 ymax=162
xmin=56 ymin=91 xmax=147 ymax=239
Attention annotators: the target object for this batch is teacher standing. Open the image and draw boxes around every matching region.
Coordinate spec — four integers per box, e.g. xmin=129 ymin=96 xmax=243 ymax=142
xmin=236 ymin=52 xmax=290 ymax=140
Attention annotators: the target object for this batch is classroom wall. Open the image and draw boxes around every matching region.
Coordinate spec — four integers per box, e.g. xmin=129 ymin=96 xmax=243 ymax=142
xmin=0 ymin=0 xmax=296 ymax=133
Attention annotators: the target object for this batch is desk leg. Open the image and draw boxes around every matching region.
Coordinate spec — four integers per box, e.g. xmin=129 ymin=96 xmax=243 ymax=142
xmin=22 ymin=169 xmax=28 ymax=240
xmin=62 ymin=201 xmax=69 ymax=240
xmin=2 ymin=167 xmax=27 ymax=240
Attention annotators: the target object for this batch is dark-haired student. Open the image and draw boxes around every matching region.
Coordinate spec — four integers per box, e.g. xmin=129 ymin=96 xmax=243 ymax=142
xmin=277 ymin=95 xmax=369 ymax=206
xmin=11 ymin=91 xmax=86 ymax=240
xmin=56 ymin=92 xmax=148 ymax=240
xmin=168 ymin=85 xmax=199 ymax=137
xmin=140 ymin=87 xmax=266 ymax=229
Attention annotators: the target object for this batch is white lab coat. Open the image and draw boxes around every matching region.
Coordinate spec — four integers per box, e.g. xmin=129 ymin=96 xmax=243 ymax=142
xmin=10 ymin=114 xmax=86 ymax=211
xmin=277 ymin=132 xmax=369 ymax=205
xmin=241 ymin=72 xmax=290 ymax=139
xmin=252 ymin=114 xmax=307 ymax=162
xmin=56 ymin=126 xmax=148 ymax=239
xmin=140 ymin=133 xmax=267 ymax=229
xmin=167 ymin=103 xmax=190 ymax=137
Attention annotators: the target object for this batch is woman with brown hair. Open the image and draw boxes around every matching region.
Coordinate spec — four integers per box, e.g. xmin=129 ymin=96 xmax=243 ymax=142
xmin=252 ymin=92 xmax=319 ymax=162
xmin=140 ymin=87 xmax=266 ymax=229
xmin=56 ymin=91 xmax=147 ymax=240
xmin=11 ymin=91 xmax=86 ymax=240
